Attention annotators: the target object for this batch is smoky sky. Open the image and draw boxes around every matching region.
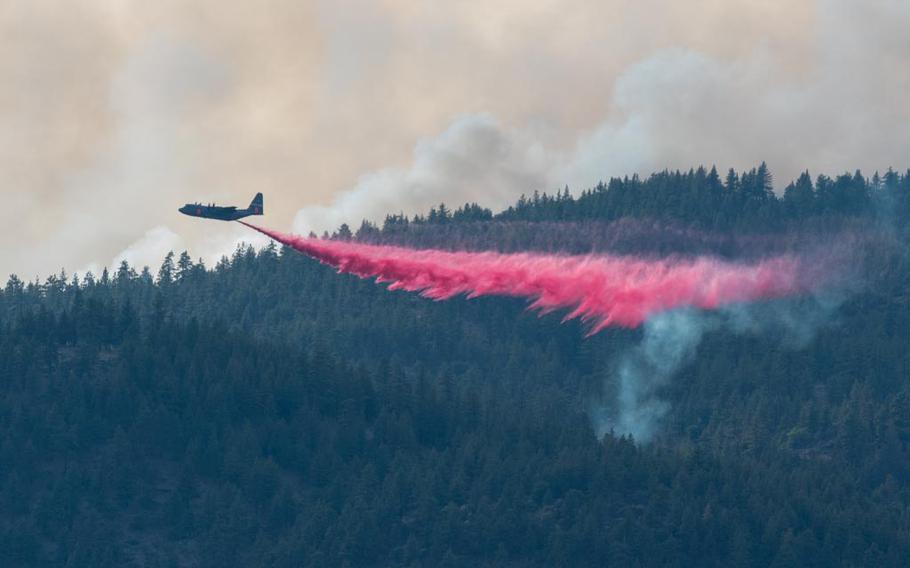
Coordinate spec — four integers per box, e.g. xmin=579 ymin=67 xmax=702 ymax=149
xmin=1 ymin=0 xmax=908 ymax=280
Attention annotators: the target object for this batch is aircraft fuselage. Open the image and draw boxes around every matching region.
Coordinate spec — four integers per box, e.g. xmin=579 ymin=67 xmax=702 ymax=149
xmin=179 ymin=193 xmax=263 ymax=221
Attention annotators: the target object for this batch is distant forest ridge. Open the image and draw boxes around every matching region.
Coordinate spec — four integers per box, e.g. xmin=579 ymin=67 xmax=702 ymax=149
xmin=336 ymin=163 xmax=909 ymax=241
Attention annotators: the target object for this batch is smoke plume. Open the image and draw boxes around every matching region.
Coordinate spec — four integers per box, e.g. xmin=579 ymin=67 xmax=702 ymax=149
xmin=598 ymin=309 xmax=716 ymax=442
xmin=240 ymin=222 xmax=830 ymax=333
xmin=591 ymin=292 xmax=847 ymax=443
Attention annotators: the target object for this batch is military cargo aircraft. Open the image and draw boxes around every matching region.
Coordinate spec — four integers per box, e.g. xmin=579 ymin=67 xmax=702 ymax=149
xmin=179 ymin=193 xmax=263 ymax=221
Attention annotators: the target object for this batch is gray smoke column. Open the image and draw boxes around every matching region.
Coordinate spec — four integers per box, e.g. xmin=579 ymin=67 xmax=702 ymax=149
xmin=594 ymin=309 xmax=715 ymax=442
xmin=593 ymin=292 xmax=848 ymax=444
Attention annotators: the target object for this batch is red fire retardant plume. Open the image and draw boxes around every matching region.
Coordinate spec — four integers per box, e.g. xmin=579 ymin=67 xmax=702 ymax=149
xmin=240 ymin=222 xmax=818 ymax=332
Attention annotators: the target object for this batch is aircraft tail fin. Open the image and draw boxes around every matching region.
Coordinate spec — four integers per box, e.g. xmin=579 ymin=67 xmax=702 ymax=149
xmin=249 ymin=192 xmax=264 ymax=215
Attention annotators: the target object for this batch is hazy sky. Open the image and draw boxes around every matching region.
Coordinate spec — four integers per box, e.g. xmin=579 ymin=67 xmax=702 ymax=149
xmin=2 ymin=0 xmax=908 ymax=280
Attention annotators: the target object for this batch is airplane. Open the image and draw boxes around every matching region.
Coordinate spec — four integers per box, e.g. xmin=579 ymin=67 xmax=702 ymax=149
xmin=179 ymin=193 xmax=263 ymax=221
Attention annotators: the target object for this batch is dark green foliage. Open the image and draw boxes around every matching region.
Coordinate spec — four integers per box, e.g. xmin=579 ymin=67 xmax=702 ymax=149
xmin=1 ymin=165 xmax=909 ymax=566
xmin=439 ymin=164 xmax=906 ymax=229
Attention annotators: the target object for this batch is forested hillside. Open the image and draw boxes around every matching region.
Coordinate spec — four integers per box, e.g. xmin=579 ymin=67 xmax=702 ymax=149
xmin=2 ymin=165 xmax=910 ymax=566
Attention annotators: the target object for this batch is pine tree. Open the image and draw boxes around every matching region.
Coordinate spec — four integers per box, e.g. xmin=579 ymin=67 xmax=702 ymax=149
xmin=158 ymin=251 xmax=175 ymax=285
xmin=176 ymin=251 xmax=194 ymax=280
